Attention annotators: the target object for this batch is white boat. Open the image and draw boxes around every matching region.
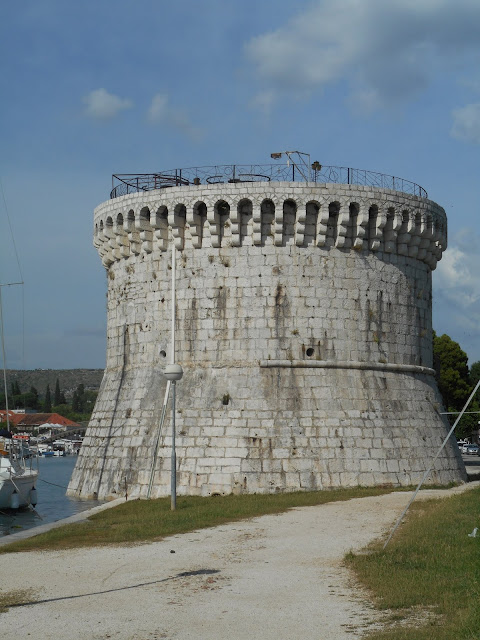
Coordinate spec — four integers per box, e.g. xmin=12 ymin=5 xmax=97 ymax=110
xmin=0 ymin=435 xmax=38 ymax=509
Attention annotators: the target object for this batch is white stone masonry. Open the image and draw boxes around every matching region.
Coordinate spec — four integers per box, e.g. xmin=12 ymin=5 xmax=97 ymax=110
xmin=68 ymin=182 xmax=465 ymax=501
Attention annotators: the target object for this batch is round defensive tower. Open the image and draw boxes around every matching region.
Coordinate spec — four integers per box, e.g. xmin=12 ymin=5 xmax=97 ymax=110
xmin=68 ymin=160 xmax=466 ymax=500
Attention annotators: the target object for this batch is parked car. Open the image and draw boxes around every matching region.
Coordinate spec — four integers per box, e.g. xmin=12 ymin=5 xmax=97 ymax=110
xmin=461 ymin=443 xmax=472 ymax=453
xmin=464 ymin=444 xmax=479 ymax=455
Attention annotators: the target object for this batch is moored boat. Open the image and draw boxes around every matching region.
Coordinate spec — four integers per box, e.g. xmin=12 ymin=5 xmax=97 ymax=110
xmin=0 ymin=436 xmax=38 ymax=509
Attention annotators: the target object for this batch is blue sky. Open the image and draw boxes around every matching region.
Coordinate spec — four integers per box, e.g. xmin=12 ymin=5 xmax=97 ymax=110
xmin=1 ymin=0 xmax=480 ymax=370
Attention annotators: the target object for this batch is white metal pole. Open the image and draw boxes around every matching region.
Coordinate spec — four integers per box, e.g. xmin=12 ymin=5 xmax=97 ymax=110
xmin=0 ymin=282 xmax=23 ymax=435
xmin=146 ymin=380 xmax=171 ymax=499
xmin=171 ymin=380 xmax=177 ymax=511
xmin=0 ymin=287 xmax=10 ymax=432
xmin=171 ymin=242 xmax=176 ymax=365
xmin=171 ymin=240 xmax=176 ymax=510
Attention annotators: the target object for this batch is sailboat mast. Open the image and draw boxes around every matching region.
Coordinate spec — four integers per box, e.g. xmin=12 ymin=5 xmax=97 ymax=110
xmin=0 ymin=286 xmax=10 ymax=431
xmin=0 ymin=282 xmax=22 ymax=432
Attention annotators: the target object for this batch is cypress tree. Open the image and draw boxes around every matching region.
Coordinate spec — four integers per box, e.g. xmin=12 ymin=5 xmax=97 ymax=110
xmin=54 ymin=378 xmax=61 ymax=406
xmin=11 ymin=381 xmax=20 ymax=396
xmin=44 ymin=384 xmax=52 ymax=413
xmin=76 ymin=384 xmax=86 ymax=412
xmin=30 ymin=386 xmax=40 ymax=411
xmin=72 ymin=390 xmax=79 ymax=412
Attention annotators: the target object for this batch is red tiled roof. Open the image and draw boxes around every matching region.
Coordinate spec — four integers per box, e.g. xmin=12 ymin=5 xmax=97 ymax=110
xmin=0 ymin=412 xmax=80 ymax=428
xmin=0 ymin=410 xmax=25 ymax=426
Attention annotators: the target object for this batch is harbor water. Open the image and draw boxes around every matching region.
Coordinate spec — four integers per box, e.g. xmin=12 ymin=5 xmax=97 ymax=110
xmin=0 ymin=454 xmax=102 ymax=537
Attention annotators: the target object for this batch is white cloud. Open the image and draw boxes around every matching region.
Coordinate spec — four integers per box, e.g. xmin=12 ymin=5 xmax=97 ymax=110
xmin=435 ymin=230 xmax=480 ymax=308
xmin=245 ymin=0 xmax=480 ymax=111
xmin=433 ymin=229 xmax=480 ymax=360
xmin=148 ymin=94 xmax=169 ymax=122
xmin=249 ymin=89 xmax=277 ymax=114
xmin=451 ymin=103 xmax=480 ymax=144
xmin=147 ymin=93 xmax=202 ymax=141
xmin=83 ymin=88 xmax=133 ymax=120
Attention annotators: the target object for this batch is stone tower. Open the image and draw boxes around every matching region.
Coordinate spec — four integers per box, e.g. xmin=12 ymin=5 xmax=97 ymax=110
xmin=68 ymin=161 xmax=466 ymax=500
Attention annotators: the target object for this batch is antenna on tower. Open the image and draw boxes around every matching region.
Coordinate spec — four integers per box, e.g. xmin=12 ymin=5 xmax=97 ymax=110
xmin=270 ymin=150 xmax=312 ymax=181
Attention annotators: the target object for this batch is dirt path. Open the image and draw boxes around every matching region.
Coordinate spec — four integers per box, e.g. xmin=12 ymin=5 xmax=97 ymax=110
xmin=1 ymin=483 xmax=477 ymax=640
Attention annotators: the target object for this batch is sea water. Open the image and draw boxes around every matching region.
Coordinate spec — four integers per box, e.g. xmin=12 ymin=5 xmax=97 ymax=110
xmin=0 ymin=454 xmax=102 ymax=537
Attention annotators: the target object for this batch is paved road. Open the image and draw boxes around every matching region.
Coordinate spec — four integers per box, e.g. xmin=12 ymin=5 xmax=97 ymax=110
xmin=1 ymin=482 xmax=479 ymax=640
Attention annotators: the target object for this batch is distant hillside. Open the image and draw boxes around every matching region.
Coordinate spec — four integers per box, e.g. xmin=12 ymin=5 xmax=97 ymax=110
xmin=5 ymin=369 xmax=104 ymax=399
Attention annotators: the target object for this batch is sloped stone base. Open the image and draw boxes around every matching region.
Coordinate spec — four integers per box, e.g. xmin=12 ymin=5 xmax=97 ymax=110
xmin=68 ymin=363 xmax=466 ymax=500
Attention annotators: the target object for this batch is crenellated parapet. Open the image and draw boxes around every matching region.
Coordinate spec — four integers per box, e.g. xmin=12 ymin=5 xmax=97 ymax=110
xmin=93 ymin=183 xmax=447 ymax=271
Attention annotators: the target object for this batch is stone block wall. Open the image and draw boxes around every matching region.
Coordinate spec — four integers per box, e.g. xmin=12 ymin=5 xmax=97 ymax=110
xmin=67 ymin=182 xmax=466 ymax=500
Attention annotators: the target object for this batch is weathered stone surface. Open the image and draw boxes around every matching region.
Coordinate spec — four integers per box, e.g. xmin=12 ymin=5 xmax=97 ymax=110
xmin=68 ymin=182 xmax=466 ymax=500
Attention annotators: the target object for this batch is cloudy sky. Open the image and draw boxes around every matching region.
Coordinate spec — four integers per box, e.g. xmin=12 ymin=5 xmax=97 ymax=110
xmin=1 ymin=0 xmax=480 ymax=370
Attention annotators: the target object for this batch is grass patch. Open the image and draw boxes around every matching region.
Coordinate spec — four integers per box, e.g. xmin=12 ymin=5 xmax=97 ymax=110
xmin=0 ymin=589 xmax=36 ymax=613
xmin=346 ymin=486 xmax=480 ymax=640
xmin=0 ymin=486 xmax=401 ymax=553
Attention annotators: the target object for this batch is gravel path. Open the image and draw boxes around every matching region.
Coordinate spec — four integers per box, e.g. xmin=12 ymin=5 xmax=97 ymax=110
xmin=1 ymin=483 xmax=478 ymax=640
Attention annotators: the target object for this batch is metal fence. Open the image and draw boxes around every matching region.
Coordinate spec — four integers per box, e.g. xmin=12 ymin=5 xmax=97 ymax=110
xmin=110 ymin=163 xmax=427 ymax=199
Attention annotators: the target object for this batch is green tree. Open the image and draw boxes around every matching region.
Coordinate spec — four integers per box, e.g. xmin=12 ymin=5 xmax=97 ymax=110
xmin=433 ymin=333 xmax=471 ymax=411
xmin=10 ymin=380 xmax=21 ymax=397
xmin=43 ymin=384 xmax=52 ymax=413
xmin=75 ymin=384 xmax=86 ymax=412
xmin=83 ymin=389 xmax=97 ymax=413
xmin=470 ymin=361 xmax=480 ymax=388
xmin=67 ymin=384 xmax=96 ymax=421
xmin=433 ymin=333 xmax=477 ymax=438
xmin=30 ymin=386 xmax=40 ymax=411
xmin=12 ymin=391 xmax=39 ymax=411
xmin=9 ymin=379 xmax=26 ymax=410
xmin=54 ymin=378 xmax=62 ymax=406
xmin=71 ymin=390 xmax=79 ymax=412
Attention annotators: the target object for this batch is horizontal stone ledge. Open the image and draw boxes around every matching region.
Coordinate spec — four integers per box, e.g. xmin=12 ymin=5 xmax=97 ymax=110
xmin=259 ymin=359 xmax=435 ymax=376
xmin=100 ymin=361 xmax=436 ymax=375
